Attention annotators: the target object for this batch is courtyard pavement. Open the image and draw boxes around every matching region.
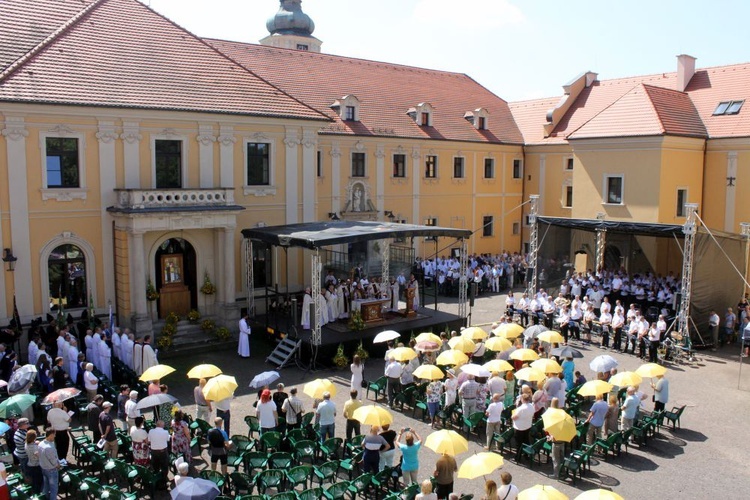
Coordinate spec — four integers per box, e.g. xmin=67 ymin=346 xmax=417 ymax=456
xmin=162 ymin=291 xmax=750 ymax=499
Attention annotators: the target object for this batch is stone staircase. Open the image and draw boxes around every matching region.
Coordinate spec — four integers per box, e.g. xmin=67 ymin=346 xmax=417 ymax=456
xmin=154 ymin=319 xmax=235 ymax=359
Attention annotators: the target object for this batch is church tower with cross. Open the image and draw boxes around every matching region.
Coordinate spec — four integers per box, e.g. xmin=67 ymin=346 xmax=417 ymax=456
xmin=260 ymin=0 xmax=322 ymax=52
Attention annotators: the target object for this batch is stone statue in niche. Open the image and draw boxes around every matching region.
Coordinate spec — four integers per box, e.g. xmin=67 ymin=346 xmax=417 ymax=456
xmin=352 ymin=186 xmax=364 ymax=212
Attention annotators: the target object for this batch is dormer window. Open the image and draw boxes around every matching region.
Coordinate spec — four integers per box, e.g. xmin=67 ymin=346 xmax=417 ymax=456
xmin=408 ymin=102 xmax=434 ymax=127
xmin=330 ymin=95 xmax=360 ymax=121
xmin=713 ymin=100 xmax=744 ymax=116
xmin=464 ymin=108 xmax=489 ymax=130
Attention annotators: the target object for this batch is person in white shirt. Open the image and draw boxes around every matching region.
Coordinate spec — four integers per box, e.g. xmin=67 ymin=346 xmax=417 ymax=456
xmin=611 ymin=310 xmax=625 ymax=352
xmin=648 ymin=323 xmax=661 ymax=363
xmin=124 ymin=390 xmax=140 ymax=429
xmin=174 ymin=462 xmax=190 ymax=487
xmin=83 ymin=363 xmax=98 ymax=401
xmin=148 ymin=420 xmax=171 ymax=490
xmin=599 ymin=310 xmax=612 ymax=348
xmin=46 ymin=401 xmax=71 ymax=460
xmin=708 ymin=310 xmax=720 ymax=351
xmin=484 ymin=393 xmax=504 ymax=450
xmin=255 ymin=389 xmax=278 ymax=432
xmin=497 ymin=471 xmax=519 ymax=500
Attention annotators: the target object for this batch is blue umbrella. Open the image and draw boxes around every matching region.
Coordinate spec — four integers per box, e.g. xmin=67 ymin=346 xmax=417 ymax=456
xmin=0 ymin=422 xmax=10 ymax=434
xmin=170 ymin=478 xmax=220 ymax=500
xmin=248 ymin=370 xmax=280 ymax=389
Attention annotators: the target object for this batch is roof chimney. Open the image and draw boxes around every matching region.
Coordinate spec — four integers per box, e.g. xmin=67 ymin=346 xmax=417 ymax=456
xmin=676 ymin=54 xmax=696 ymax=92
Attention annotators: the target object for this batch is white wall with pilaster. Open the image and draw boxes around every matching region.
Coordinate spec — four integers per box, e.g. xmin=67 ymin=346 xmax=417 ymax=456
xmin=121 ymin=122 xmax=142 ymax=189
xmin=218 ymin=126 xmax=236 ymax=187
xmin=197 ymin=124 xmax=216 ymax=188
xmin=1 ymin=117 xmax=33 ymax=319
xmin=96 ymin=120 xmax=118 ymax=306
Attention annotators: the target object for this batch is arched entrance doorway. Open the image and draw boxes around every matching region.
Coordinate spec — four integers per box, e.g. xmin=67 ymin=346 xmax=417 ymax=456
xmin=154 ymin=238 xmax=197 ymax=318
xmin=604 ymin=245 xmax=623 ymax=272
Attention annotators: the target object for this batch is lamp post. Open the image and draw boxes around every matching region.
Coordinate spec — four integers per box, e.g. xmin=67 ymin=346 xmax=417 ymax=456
xmin=2 ymin=248 xmax=17 ymax=272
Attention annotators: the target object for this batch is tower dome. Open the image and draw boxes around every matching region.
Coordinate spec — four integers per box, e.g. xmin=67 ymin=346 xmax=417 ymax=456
xmin=266 ymin=0 xmax=315 ymax=36
xmin=260 ymin=0 xmax=322 ymax=52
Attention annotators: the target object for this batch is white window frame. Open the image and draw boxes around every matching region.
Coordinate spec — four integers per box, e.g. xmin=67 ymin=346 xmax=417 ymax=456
xmin=332 ymin=95 xmax=360 ymax=121
xmin=482 ymin=215 xmax=494 ymax=237
xmin=676 ymin=187 xmax=688 ymax=217
xmin=242 ymin=136 xmax=277 ymax=196
xmin=351 ymin=151 xmax=367 ymax=178
xmin=512 ymin=158 xmax=523 ymax=179
xmin=562 ymin=185 xmax=573 ymax=208
xmin=416 ymin=102 xmax=434 ymax=126
xmin=392 ymin=153 xmax=407 ymax=178
xmin=425 ymin=154 xmax=439 ymax=179
xmin=151 ymin=134 xmax=189 ymax=190
xmin=483 ymin=157 xmax=495 ymax=179
xmin=603 ymin=174 xmax=624 ymax=205
xmin=453 ymin=156 xmax=465 ymax=179
xmin=39 ymin=130 xmax=88 ymax=201
xmin=564 ymin=156 xmax=574 ymax=171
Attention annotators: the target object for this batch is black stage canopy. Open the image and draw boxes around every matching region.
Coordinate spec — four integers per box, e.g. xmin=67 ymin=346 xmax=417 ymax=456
xmin=241 ymin=221 xmax=472 ymax=249
xmin=537 ymin=216 xmax=684 ymax=238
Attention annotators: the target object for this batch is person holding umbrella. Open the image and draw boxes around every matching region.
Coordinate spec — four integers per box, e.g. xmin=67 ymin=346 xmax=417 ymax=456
xmin=433 ymin=451 xmax=457 ymax=500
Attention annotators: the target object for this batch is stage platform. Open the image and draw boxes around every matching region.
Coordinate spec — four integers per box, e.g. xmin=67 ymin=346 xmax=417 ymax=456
xmin=251 ymin=306 xmax=465 ymax=363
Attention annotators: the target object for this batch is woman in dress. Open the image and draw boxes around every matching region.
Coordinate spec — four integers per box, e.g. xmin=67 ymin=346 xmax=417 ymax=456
xmin=350 ymin=355 xmax=364 ymax=391
xmin=562 ymin=357 xmax=575 ymax=388
xmin=475 ymin=377 xmax=490 ymax=414
xmin=130 ymin=416 xmax=150 ymax=466
xmin=171 ymin=410 xmax=192 ymax=460
xmin=504 ymin=370 xmax=516 ymax=408
xmin=443 ymin=369 xmax=458 ymax=408
xmin=158 ymin=384 xmax=175 ymax=423
xmin=425 ymin=378 xmax=443 ymax=428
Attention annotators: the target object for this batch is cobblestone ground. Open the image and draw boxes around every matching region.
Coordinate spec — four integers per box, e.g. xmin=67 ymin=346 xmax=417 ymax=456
xmin=153 ymin=291 xmax=750 ymax=499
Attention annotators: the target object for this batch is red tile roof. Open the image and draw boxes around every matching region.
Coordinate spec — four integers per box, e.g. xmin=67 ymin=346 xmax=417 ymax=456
xmin=511 ymin=62 xmax=750 ymax=142
xmin=205 ymin=39 xmax=524 ymax=144
xmin=0 ymin=0 xmax=328 ymax=121
xmin=0 ymin=0 xmax=97 ymax=72
xmin=569 ymin=84 xmax=706 ymax=139
xmin=685 ymin=64 xmax=750 ymax=139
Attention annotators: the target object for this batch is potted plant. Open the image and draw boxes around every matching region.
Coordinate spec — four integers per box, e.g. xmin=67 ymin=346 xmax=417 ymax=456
xmin=332 ymin=343 xmax=348 ymax=369
xmin=200 ymin=272 xmax=216 ymax=295
xmin=201 ymin=319 xmax=215 ymax=333
xmin=146 ymin=278 xmax=159 ymax=301
xmin=187 ymin=309 xmax=201 ymax=323
xmin=165 ymin=311 xmax=180 ymax=325
xmin=215 ymin=326 xmax=230 ymax=342
xmin=348 ymin=311 xmax=365 ymax=331
xmin=354 ymin=341 xmax=370 ymax=362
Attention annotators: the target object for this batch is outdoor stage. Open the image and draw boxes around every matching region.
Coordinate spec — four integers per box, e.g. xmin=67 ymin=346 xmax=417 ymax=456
xmin=251 ymin=305 xmax=465 ymax=360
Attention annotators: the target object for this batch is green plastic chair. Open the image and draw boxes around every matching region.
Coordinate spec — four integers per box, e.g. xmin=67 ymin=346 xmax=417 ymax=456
xmin=245 ymin=415 xmax=261 ymax=438
xmin=229 ymin=471 xmax=255 ymax=497
xmin=199 ymin=469 xmax=227 ymax=491
xmin=297 ymin=487 xmax=324 ymax=500
xmin=269 ymin=451 xmax=294 ymax=470
xmin=347 ymin=473 xmax=373 ymax=500
xmin=260 ymin=431 xmax=283 ymax=453
xmin=366 ymin=376 xmax=387 ymax=400
xmin=323 ymin=481 xmax=351 ymax=500
xmin=244 ymin=450 xmax=270 ymax=475
xmin=318 ymin=437 xmax=343 ymax=460
xmin=313 ymin=460 xmax=340 ymax=486
xmin=293 ymin=439 xmax=318 ymax=465
xmin=256 ymin=469 xmax=285 ymax=495
xmin=286 ymin=465 xmax=313 ymax=490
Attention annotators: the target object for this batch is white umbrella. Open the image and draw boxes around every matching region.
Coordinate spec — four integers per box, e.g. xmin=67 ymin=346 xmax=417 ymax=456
xmin=460 ymin=363 xmax=491 ymax=378
xmin=589 ymin=354 xmax=618 ymax=373
xmin=373 ymin=330 xmax=401 ymax=343
xmin=136 ymin=393 xmax=178 ymax=410
xmin=249 ymin=371 xmax=280 ymax=389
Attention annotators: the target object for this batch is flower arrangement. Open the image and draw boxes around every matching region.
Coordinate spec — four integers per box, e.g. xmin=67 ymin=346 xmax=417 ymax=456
xmin=146 ymin=278 xmax=159 ymax=301
xmin=348 ymin=311 xmax=365 ymax=331
xmin=215 ymin=326 xmax=230 ymax=341
xmin=354 ymin=341 xmax=370 ymax=361
xmin=157 ymin=334 xmax=173 ymax=350
xmin=165 ymin=312 xmax=180 ymax=325
xmin=200 ymin=272 xmax=216 ymax=295
xmin=201 ymin=319 xmax=215 ymax=332
xmin=161 ymin=322 xmax=177 ymax=337
xmin=332 ymin=343 xmax=349 ymax=368
xmin=187 ymin=309 xmax=201 ymax=323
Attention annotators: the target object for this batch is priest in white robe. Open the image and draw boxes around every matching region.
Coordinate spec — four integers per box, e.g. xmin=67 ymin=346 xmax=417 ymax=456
xmin=389 ymin=278 xmax=399 ymax=311
xmin=98 ymin=337 xmax=112 ymax=379
xmin=27 ymin=338 xmax=39 ymax=366
xmin=301 ymin=287 xmax=313 ymax=330
xmin=325 ymin=285 xmax=338 ymax=322
xmin=111 ymin=329 xmax=122 ymax=360
xmin=139 ymin=336 xmax=158 ymax=375
xmin=92 ymin=333 xmax=104 ymax=370
xmin=238 ymin=313 xmax=251 ymax=358
xmin=122 ymin=332 xmax=134 ymax=370
xmin=133 ymin=341 xmax=143 ymax=375
xmin=83 ymin=330 xmax=94 ymax=363
xmin=318 ymin=288 xmax=329 ymax=326
xmin=66 ymin=338 xmax=79 ymax=384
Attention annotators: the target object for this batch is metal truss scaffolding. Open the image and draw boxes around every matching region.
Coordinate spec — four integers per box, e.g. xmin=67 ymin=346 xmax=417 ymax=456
xmin=245 ymin=239 xmax=254 ymax=317
xmin=311 ymin=250 xmax=322 ymax=346
xmin=526 ymin=195 xmax=540 ymax=299
xmin=381 ymin=240 xmax=391 ymax=290
xmin=677 ymin=203 xmax=699 ymax=341
xmin=458 ymin=238 xmax=469 ymax=320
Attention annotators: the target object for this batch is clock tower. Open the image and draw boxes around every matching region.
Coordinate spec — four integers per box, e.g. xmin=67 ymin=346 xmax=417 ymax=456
xmin=260 ymin=0 xmax=322 ymax=53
